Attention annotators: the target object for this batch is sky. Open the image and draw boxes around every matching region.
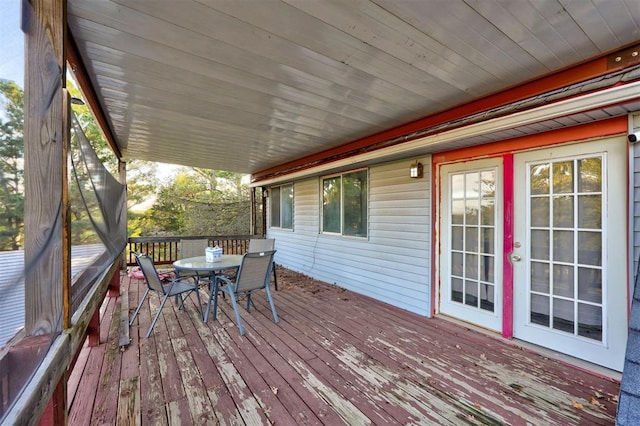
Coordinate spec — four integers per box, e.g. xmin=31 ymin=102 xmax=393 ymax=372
xmin=0 ymin=0 xmax=24 ymax=88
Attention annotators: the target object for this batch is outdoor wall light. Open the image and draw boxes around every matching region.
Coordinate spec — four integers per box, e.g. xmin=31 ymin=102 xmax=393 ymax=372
xmin=409 ymin=161 xmax=423 ymax=178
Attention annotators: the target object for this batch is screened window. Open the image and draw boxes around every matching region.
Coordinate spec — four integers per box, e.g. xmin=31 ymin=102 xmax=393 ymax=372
xmin=270 ymin=184 xmax=293 ymax=229
xmin=322 ymin=170 xmax=368 ymax=237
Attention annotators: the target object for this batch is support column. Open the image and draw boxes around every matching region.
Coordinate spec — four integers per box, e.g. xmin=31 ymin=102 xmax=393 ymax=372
xmin=23 ymin=0 xmax=68 ymax=336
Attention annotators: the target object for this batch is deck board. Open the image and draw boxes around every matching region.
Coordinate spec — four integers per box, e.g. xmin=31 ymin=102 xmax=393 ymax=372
xmin=68 ymin=268 xmax=620 ymax=425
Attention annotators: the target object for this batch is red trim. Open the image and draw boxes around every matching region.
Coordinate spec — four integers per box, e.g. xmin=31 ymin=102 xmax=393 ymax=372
xmin=433 ymin=116 xmax=627 ymax=164
xmin=502 ymin=154 xmax=514 ymax=338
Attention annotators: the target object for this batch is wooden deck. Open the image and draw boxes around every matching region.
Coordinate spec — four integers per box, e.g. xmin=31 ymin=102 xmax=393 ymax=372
xmin=68 ymin=267 xmax=620 ymax=425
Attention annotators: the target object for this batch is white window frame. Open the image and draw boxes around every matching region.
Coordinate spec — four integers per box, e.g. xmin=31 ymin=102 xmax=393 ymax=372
xmin=269 ymin=183 xmax=294 ymax=230
xmin=320 ymin=168 xmax=368 ymax=238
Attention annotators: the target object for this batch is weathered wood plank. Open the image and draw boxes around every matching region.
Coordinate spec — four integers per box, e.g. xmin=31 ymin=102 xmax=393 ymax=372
xmin=118 ymin=291 xmax=130 ymax=347
xmin=117 ymin=376 xmax=141 ymax=425
xmin=90 ymin=293 xmax=123 ymax=424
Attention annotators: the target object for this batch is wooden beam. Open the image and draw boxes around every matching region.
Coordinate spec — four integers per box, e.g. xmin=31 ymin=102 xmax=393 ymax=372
xmin=23 ymin=0 xmax=67 ymax=335
xmin=66 ymin=29 xmax=122 ymax=159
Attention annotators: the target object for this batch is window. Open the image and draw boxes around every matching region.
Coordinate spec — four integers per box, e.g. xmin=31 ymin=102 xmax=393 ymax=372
xmin=322 ymin=169 xmax=368 ymax=237
xmin=270 ymin=184 xmax=293 ymax=229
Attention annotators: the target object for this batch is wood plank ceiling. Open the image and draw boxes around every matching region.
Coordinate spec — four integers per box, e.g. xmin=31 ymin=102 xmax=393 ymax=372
xmin=66 ymin=0 xmax=640 ymax=176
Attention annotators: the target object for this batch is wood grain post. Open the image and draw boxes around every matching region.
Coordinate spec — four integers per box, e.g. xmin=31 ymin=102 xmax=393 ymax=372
xmin=23 ymin=0 xmax=68 ymax=422
xmin=23 ymin=0 xmax=68 ymax=335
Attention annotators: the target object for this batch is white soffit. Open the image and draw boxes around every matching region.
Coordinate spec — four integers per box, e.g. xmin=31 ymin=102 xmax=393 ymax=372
xmin=253 ymin=80 xmax=640 ymax=186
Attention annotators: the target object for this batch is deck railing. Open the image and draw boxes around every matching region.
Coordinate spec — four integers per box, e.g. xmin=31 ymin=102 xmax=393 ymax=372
xmin=126 ymin=235 xmax=260 ymax=266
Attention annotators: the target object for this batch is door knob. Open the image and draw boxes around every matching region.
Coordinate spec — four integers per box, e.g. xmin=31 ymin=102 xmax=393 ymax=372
xmin=509 ymin=252 xmax=521 ymax=263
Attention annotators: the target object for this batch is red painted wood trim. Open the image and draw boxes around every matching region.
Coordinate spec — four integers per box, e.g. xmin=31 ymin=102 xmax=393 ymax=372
xmin=66 ymin=30 xmax=122 ymax=159
xmin=432 ymin=116 xmax=627 ymax=164
xmin=253 ymin=53 xmax=625 ymax=181
xmin=502 ymin=154 xmax=514 ymax=338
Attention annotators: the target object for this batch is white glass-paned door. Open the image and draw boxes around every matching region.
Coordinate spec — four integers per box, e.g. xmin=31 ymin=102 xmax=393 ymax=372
xmin=513 ymin=138 xmax=627 ymax=371
xmin=440 ymin=159 xmax=503 ymax=332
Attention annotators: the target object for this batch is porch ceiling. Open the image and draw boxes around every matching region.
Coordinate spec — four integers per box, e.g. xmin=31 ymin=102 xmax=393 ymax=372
xmin=66 ymin=0 xmax=640 ymax=176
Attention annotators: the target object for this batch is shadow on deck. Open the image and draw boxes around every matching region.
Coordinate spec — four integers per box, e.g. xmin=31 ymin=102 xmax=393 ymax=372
xmin=68 ymin=267 xmax=620 ymax=425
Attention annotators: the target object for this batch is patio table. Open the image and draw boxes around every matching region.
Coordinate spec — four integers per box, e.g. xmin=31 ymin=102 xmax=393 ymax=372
xmin=173 ymin=255 xmax=243 ymax=320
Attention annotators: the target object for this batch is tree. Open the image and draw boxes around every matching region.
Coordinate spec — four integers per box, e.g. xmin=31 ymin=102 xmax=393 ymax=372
xmin=0 ymin=80 xmax=24 ymax=250
xmin=142 ymin=168 xmax=251 ymax=236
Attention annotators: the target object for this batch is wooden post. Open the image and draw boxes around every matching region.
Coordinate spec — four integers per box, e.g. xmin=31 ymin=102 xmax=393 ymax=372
xmin=23 ymin=1 xmax=69 ymax=423
xmin=261 ymin=187 xmax=267 ymax=237
xmin=250 ymin=186 xmax=256 ymax=235
xmin=23 ymin=0 xmax=68 ymax=336
xmin=119 ymin=160 xmax=127 ymax=270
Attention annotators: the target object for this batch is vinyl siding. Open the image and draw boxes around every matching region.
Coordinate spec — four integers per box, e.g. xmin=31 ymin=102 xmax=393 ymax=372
xmin=267 ymin=156 xmax=432 ymax=316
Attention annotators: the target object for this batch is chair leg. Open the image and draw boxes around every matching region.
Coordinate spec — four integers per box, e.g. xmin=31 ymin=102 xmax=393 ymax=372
xmin=129 ymin=288 xmax=150 ymax=326
xmin=205 ymin=281 xmax=219 ymax=323
xmin=146 ymin=294 xmax=170 ymax=338
xmin=265 ymin=285 xmax=279 ymax=324
xmin=272 ymin=261 xmax=278 ymax=291
xmin=228 ymin=292 xmax=246 ymax=335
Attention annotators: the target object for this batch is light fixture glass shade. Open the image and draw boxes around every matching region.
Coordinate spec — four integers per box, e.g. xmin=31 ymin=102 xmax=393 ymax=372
xmin=410 ymin=161 xmax=423 ymax=178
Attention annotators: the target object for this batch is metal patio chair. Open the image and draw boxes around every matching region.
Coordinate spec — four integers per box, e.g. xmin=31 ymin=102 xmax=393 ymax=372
xmin=248 ymin=238 xmax=278 ymax=291
xmin=178 ymin=238 xmax=211 ymax=284
xmin=206 ymin=250 xmax=278 ymax=335
xmin=130 ymin=252 xmax=203 ymax=338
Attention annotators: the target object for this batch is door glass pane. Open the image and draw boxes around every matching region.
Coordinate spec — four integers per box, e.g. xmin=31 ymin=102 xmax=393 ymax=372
xmin=578 ymin=195 xmax=601 ymax=229
xmin=531 ymin=230 xmax=550 ymax=260
xmin=531 ymin=197 xmax=549 ymax=227
xmin=530 ymin=164 xmax=550 ymax=195
xmin=553 ymin=196 xmax=573 ymax=228
xmin=465 ymin=199 xmax=480 ymax=225
xmin=527 ymin=156 xmax=604 ymax=342
xmin=531 ymin=294 xmax=550 ymax=326
xmin=578 ymin=232 xmax=601 ymax=266
xmin=578 ymin=267 xmax=602 ymax=304
xmin=480 ymin=255 xmax=494 ymax=283
xmin=553 ymin=298 xmax=574 ymax=333
xmin=452 ymin=226 xmax=463 ymax=250
xmin=481 ymin=171 xmax=495 ymax=197
xmin=481 ymin=199 xmax=495 ymax=226
xmin=578 ymin=304 xmax=602 ymax=340
xmin=466 ymin=173 xmax=480 ymax=198
xmin=480 ymin=228 xmax=494 ymax=254
xmin=480 ymin=284 xmax=494 ymax=312
xmin=465 ymin=253 xmax=478 ymax=279
xmin=465 ymin=280 xmax=478 ymax=307
xmin=465 ymin=227 xmax=478 ymax=252
xmin=578 ymin=158 xmax=601 ymax=192
xmin=552 ymin=264 xmax=574 ymax=298
xmin=451 ymin=278 xmax=463 ymax=303
xmin=451 ymin=252 xmax=463 ymax=277
xmin=531 ymin=262 xmax=550 ymax=293
xmin=552 ymin=161 xmax=573 ymax=193
xmin=451 ymin=200 xmax=464 ymax=224
xmin=553 ymin=230 xmax=573 ymax=263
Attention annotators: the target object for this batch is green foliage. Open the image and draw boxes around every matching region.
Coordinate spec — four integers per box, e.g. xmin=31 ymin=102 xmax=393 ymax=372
xmin=0 ymin=79 xmax=24 ymax=250
xmin=137 ymin=168 xmax=252 ymax=236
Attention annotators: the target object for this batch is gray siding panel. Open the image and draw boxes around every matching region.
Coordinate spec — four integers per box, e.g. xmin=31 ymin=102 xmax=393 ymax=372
xmin=268 ymin=156 xmax=432 ymax=316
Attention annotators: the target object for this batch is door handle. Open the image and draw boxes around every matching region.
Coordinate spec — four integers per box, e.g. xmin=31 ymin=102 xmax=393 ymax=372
xmin=509 ymin=252 xmax=521 ymax=263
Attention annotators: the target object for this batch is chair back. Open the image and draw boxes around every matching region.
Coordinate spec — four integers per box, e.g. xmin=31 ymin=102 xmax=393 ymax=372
xmin=180 ymin=239 xmax=209 ymax=258
xmin=234 ymin=250 xmax=276 ymax=293
xmin=248 ymin=238 xmax=275 ymax=253
xmin=135 ymin=253 xmax=165 ymax=294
